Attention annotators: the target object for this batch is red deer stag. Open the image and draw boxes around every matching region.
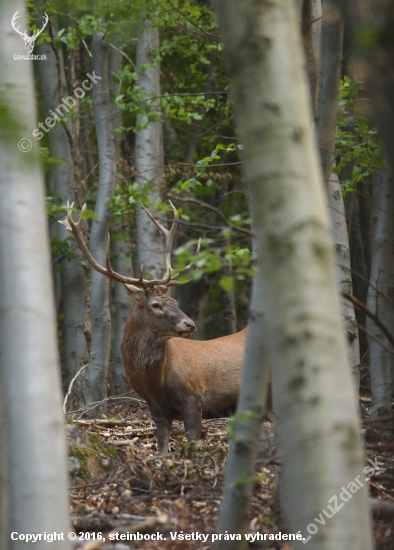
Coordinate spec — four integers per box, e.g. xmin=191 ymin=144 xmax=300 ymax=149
xmin=60 ymin=202 xmax=247 ymax=453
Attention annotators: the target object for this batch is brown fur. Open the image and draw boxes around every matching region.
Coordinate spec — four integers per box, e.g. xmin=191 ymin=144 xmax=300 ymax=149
xmin=121 ymin=285 xmax=247 ymax=452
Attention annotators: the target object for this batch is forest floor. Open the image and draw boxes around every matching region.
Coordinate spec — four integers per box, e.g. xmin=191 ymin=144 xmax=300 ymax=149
xmin=67 ymin=391 xmax=394 ymax=550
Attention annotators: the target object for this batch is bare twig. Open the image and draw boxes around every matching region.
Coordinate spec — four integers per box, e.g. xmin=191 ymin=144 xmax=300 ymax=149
xmin=110 ymin=438 xmax=141 ymax=446
xmin=73 ymin=419 xmax=139 ymax=427
xmin=63 ymin=364 xmax=88 ymax=414
xmin=66 ymin=395 xmax=145 ymax=418
xmin=172 ymin=196 xmax=253 ymax=236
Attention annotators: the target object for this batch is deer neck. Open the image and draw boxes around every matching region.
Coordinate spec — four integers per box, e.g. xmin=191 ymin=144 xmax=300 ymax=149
xmin=123 ymin=316 xmax=168 ymax=373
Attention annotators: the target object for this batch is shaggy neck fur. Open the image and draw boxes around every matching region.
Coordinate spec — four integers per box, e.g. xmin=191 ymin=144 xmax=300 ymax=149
xmin=122 ymin=315 xmax=168 ymax=373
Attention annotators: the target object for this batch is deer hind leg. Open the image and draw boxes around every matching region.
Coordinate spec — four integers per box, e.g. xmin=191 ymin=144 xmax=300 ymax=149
xmin=154 ymin=417 xmax=172 ymax=453
xmin=182 ymin=396 xmax=203 ymax=442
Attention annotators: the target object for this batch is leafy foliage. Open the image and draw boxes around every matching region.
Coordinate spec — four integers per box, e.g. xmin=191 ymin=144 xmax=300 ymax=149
xmin=335 ymin=76 xmax=385 ymax=195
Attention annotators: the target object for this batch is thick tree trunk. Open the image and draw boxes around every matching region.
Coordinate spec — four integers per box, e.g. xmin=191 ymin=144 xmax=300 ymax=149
xmin=366 ymin=170 xmax=394 ymax=416
xmin=82 ymin=32 xmax=116 ymax=407
xmin=135 ymin=19 xmax=165 ymax=278
xmin=0 ymin=3 xmax=71 ymax=547
xmin=36 ymin=18 xmax=88 ymax=386
xmin=212 ymin=1 xmax=372 ymax=548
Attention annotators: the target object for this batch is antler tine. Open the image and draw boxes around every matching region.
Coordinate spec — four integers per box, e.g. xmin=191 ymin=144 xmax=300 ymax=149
xmin=59 ymin=203 xmax=149 ymax=288
xmin=140 ymin=200 xmax=179 ymax=286
xmin=168 ymin=238 xmax=201 ymax=287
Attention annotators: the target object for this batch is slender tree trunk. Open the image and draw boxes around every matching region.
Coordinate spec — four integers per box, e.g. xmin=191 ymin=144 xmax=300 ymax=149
xmin=0 ymin=4 xmax=71 ymax=547
xmin=108 ymin=45 xmax=133 ymax=394
xmin=345 ymin=182 xmax=370 ymax=358
xmin=316 ymin=2 xmax=343 ymax=190
xmin=82 ymin=32 xmax=116 ymax=407
xmin=328 ymin=173 xmax=360 ymax=386
xmin=366 ymin=170 xmax=394 ymax=416
xmin=111 ymin=237 xmax=133 ymax=393
xmin=216 ymin=278 xmax=269 ymax=547
xmin=314 ymin=5 xmax=360 ymax=386
xmin=312 ymin=0 xmax=322 ymax=59
xmin=301 ymin=0 xmax=319 ymax=115
xmin=135 ymin=19 xmax=165 ymax=277
xmin=35 ymin=18 xmax=88 ymax=386
xmin=212 ymin=1 xmax=372 ymax=548
xmin=386 ymin=266 xmax=394 ymax=386
xmin=221 ymin=232 xmax=237 ymax=334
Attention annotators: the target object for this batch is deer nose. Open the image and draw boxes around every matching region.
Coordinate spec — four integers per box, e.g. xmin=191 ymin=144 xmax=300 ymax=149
xmin=182 ymin=320 xmax=196 ymax=332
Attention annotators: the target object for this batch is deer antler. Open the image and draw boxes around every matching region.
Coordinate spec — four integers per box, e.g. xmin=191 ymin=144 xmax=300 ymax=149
xmin=141 ymin=201 xmax=200 ymax=286
xmin=59 ymin=201 xmax=199 ymax=290
xmin=11 ymin=11 xmax=28 ymax=39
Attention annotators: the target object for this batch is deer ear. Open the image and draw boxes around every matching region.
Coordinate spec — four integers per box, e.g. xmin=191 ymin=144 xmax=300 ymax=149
xmin=123 ymin=284 xmax=146 ymax=304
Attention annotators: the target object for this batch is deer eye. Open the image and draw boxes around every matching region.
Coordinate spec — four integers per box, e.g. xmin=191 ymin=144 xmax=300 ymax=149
xmin=151 ymin=302 xmax=161 ymax=309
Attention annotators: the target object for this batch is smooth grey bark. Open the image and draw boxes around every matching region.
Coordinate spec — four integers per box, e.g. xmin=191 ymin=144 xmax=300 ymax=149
xmin=216 ymin=278 xmax=269 ymax=548
xmin=328 ymin=173 xmax=360 ymax=386
xmin=212 ymin=1 xmax=372 ymax=548
xmin=111 ymin=237 xmax=133 ymax=393
xmin=301 ymin=0 xmax=319 ymax=115
xmin=312 ymin=0 xmax=322 ymax=59
xmin=316 ymin=2 xmax=344 ymax=190
xmin=0 ymin=3 xmax=71 ymax=547
xmin=135 ymin=19 xmax=165 ymax=278
xmin=82 ymin=32 xmax=117 ymax=407
xmin=314 ymin=4 xmax=360 ymax=386
xmin=108 ymin=45 xmax=133 ymax=394
xmin=35 ymin=19 xmax=88 ymax=386
xmin=366 ymin=170 xmax=394 ymax=416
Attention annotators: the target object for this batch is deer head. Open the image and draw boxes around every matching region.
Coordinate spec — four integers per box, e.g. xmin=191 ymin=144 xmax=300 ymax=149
xmin=11 ymin=11 xmax=49 ymax=54
xmin=124 ymin=284 xmax=196 ymax=342
xmin=59 ymin=201 xmax=200 ymax=338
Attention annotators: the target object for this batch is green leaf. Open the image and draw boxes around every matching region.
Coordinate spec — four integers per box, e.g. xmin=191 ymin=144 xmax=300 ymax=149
xmin=219 ymin=275 xmax=233 ymax=292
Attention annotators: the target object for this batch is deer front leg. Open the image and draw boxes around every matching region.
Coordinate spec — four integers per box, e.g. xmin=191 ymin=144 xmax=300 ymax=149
xmin=154 ymin=418 xmax=172 ymax=454
xmin=182 ymin=396 xmax=203 ymax=442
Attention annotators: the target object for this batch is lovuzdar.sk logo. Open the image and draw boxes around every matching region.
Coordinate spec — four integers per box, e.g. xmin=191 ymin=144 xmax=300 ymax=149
xmin=11 ymin=10 xmax=49 ymax=56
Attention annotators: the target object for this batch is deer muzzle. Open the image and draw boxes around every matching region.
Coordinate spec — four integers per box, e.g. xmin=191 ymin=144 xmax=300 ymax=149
xmin=176 ymin=319 xmax=196 ymax=338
